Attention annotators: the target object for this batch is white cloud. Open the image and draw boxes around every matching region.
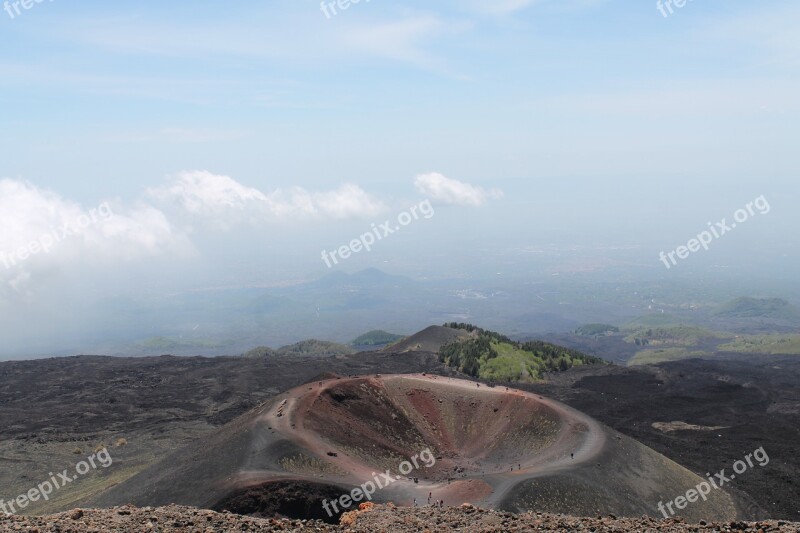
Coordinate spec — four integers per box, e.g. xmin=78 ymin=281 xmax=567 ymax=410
xmin=264 ymin=187 xmax=318 ymax=219
xmin=147 ymin=171 xmax=270 ymax=215
xmin=3 ymin=170 xmax=496 ymax=296
xmin=0 ymin=171 xmax=389 ymax=293
xmin=94 ymin=204 xmax=177 ymax=257
xmin=312 ymin=183 xmax=387 ymax=219
xmin=148 ymin=171 xmax=387 ymax=221
xmin=414 ymin=172 xmax=503 ymax=206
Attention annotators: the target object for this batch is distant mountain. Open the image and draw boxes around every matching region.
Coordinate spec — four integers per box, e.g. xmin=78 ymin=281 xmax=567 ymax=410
xmin=243 ymin=339 xmax=355 ymax=358
xmin=351 ymin=330 xmax=406 ymax=347
xmin=714 ymin=297 xmax=799 ymax=319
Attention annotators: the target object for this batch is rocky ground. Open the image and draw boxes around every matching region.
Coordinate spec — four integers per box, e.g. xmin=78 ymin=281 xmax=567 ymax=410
xmin=1 ymin=504 xmax=799 ymax=532
xmin=2 ymin=350 xmax=799 ymax=521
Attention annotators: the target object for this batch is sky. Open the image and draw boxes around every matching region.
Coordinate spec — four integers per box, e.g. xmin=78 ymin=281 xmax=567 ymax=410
xmin=0 ymin=0 xmax=799 ymax=355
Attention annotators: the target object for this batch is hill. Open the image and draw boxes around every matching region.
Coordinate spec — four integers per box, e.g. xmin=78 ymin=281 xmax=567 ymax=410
xmin=383 ymin=325 xmax=471 ymax=353
xmin=714 ymin=297 xmax=799 ymax=319
xmin=438 ymin=323 xmax=606 ymax=382
xmin=574 ymin=324 xmax=619 ymax=336
xmin=276 ymin=339 xmax=355 ymax=357
xmin=351 ymin=330 xmax=405 ymax=347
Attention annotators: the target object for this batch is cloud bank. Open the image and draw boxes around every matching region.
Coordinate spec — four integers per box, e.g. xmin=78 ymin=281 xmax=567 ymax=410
xmin=1 ymin=171 xmax=498 ymax=296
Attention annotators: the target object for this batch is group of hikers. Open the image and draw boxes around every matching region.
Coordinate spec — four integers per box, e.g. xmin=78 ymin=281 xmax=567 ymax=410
xmin=412 ymin=493 xmax=444 ymax=508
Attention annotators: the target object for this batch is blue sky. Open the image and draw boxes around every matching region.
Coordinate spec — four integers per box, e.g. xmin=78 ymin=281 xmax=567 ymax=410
xmin=0 ymin=0 xmax=798 ymax=339
xmin=2 ymin=0 xmax=798 ymax=198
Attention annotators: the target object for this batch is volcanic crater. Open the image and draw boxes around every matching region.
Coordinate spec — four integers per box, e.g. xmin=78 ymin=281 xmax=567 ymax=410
xmin=84 ymin=374 xmax=742 ymax=523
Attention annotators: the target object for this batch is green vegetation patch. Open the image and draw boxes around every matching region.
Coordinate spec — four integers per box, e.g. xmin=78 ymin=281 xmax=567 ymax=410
xmin=623 ymin=326 xmax=730 ymax=347
xmin=719 ymin=334 xmax=800 ymax=355
xmin=628 ymin=347 xmax=710 ymax=366
xmin=439 ymin=323 xmax=606 ymax=382
xmin=574 ymin=324 xmax=619 ymax=336
xmin=276 ymin=339 xmax=355 ymax=356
